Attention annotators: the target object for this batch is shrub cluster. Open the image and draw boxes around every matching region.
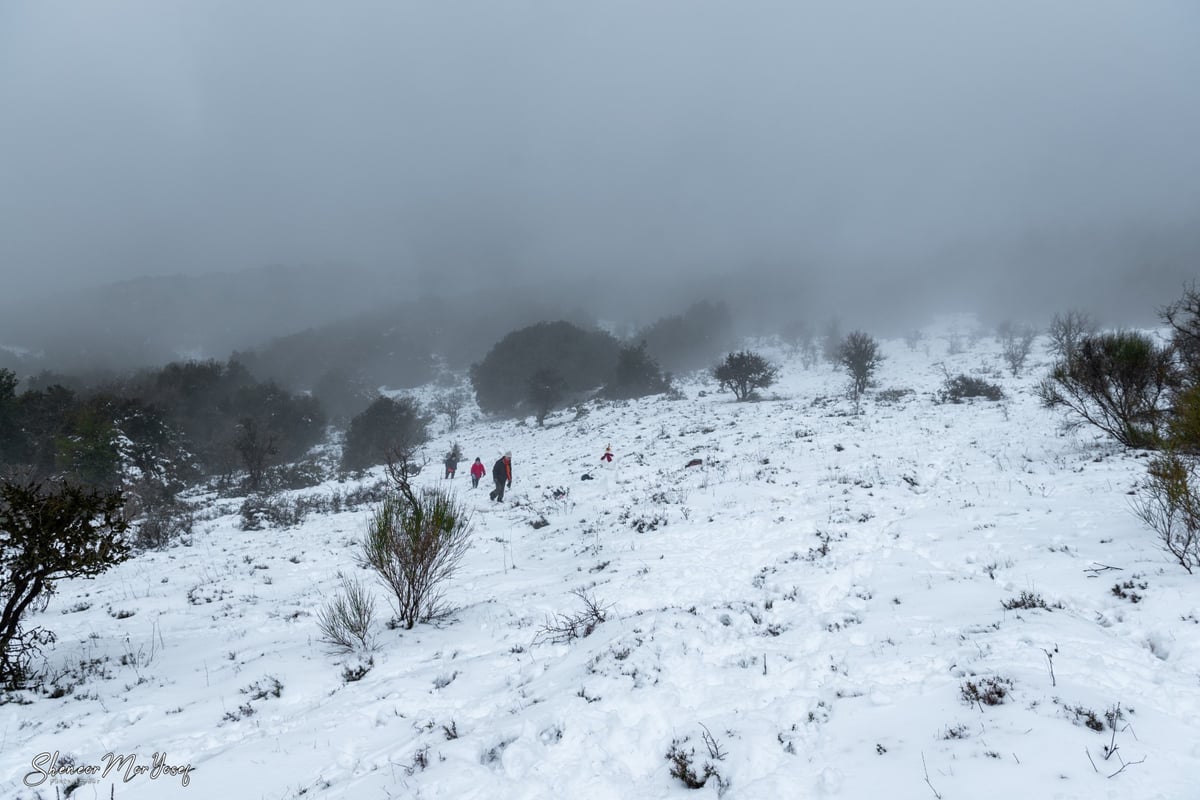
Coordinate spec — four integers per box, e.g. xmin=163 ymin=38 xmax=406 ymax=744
xmin=0 ymin=360 xmax=325 ymax=495
xmin=1041 ymin=288 xmax=1200 ymax=573
xmin=939 ymin=374 xmax=1004 ymax=403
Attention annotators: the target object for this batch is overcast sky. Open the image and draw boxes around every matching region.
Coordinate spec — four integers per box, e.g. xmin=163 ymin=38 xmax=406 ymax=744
xmin=2 ymin=0 xmax=1198 ymax=314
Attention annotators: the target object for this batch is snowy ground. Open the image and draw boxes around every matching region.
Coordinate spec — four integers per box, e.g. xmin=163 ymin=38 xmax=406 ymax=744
xmin=4 ymin=319 xmax=1199 ymax=800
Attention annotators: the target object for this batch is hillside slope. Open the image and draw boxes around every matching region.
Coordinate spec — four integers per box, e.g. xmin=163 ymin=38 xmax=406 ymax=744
xmin=4 ymin=325 xmax=1198 ymax=799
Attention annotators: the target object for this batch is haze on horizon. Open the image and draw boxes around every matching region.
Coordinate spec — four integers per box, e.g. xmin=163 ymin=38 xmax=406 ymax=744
xmin=1 ymin=0 xmax=1198 ymax=326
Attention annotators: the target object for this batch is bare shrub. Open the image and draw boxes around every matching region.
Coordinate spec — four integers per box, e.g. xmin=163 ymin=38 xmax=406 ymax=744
xmin=1132 ymin=452 xmax=1200 ymax=573
xmin=317 ymin=573 xmax=378 ymax=654
xmin=432 ymin=389 xmax=470 ymax=432
xmin=945 ymin=331 xmax=965 ymax=355
xmin=359 ymin=477 xmax=472 ymax=630
xmin=129 ymin=489 xmax=194 ymax=550
xmin=1000 ymin=323 xmax=1038 ymax=376
xmin=821 ymin=318 xmax=843 ymax=365
xmin=1160 ymin=283 xmax=1200 ymax=378
xmin=534 ymin=589 xmax=609 ymax=644
xmin=1047 ymin=309 xmax=1097 ymax=361
xmin=782 ymin=321 xmax=819 ymax=368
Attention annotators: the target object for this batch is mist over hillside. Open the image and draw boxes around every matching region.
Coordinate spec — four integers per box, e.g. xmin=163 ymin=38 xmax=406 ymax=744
xmin=3 ymin=219 xmax=1192 ymax=384
xmin=0 ymin=264 xmax=401 ymax=373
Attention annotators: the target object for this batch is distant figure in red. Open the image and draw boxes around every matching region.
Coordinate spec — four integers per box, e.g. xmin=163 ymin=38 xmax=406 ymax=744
xmin=470 ymin=457 xmax=486 ymax=488
xmin=601 ymin=444 xmax=614 ymax=463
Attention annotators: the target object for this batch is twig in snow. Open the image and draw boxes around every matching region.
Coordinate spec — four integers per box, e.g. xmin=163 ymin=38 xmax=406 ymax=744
xmin=700 ymin=724 xmax=727 ymax=761
xmin=1042 ymin=644 xmax=1058 ymax=687
xmin=922 ymin=753 xmax=942 ymax=800
xmin=1102 ymin=703 xmax=1122 ymax=761
xmin=1107 ymin=756 xmax=1147 ymax=778
xmin=1084 ymin=563 xmax=1123 ymax=578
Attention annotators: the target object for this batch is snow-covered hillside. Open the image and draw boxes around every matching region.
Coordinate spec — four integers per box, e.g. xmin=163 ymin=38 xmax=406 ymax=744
xmin=4 ymin=324 xmax=1199 ymax=800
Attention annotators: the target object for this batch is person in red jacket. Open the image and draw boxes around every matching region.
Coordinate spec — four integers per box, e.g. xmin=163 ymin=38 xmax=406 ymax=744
xmin=469 ymin=457 xmax=486 ymax=489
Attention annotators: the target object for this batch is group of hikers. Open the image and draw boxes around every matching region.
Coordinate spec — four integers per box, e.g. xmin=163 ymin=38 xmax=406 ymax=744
xmin=442 ymin=444 xmax=613 ymax=503
xmin=444 ymin=451 xmax=513 ymax=502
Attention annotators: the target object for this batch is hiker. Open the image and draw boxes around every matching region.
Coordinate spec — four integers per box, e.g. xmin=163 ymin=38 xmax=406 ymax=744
xmin=470 ymin=457 xmax=486 ymax=488
xmin=600 ymin=444 xmax=614 ymax=463
xmin=489 ymin=452 xmax=512 ymax=502
xmin=444 ymin=443 xmax=462 ymax=478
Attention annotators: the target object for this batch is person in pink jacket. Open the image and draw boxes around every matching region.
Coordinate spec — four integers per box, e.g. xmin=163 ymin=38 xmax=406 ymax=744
xmin=469 ymin=457 xmax=486 ymax=488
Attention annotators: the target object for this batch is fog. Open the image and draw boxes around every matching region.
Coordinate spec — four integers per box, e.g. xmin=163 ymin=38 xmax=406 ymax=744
xmin=2 ymin=1 xmax=1198 ymax=338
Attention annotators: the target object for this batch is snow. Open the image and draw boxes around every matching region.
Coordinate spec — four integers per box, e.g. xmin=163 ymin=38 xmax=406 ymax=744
xmin=4 ymin=324 xmax=1200 ymax=800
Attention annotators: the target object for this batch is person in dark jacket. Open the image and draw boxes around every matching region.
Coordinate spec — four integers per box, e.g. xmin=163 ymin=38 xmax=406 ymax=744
xmin=489 ymin=452 xmax=512 ymax=502
xmin=470 ymin=457 xmax=486 ymax=488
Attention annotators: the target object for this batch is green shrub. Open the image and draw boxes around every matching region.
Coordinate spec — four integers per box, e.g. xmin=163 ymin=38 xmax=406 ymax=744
xmin=0 ymin=478 xmax=130 ymax=688
xmin=1037 ymin=330 xmax=1177 ymax=449
xmin=360 ymin=483 xmax=472 ymax=629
